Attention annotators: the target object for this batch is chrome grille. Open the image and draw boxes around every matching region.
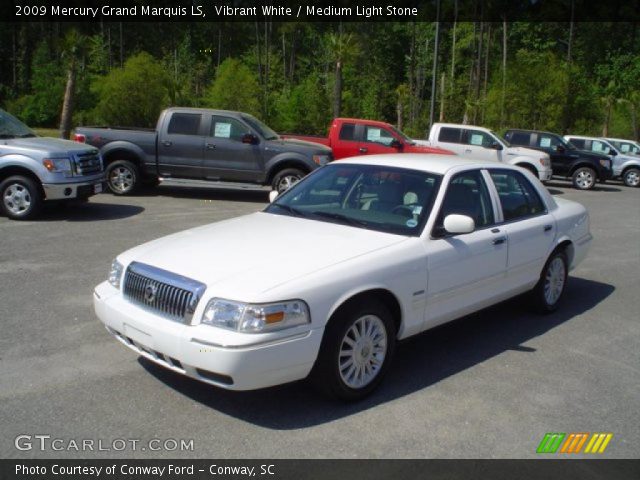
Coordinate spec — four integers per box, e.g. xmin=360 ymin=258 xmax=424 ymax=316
xmin=123 ymin=262 xmax=206 ymax=323
xmin=74 ymin=151 xmax=103 ymax=176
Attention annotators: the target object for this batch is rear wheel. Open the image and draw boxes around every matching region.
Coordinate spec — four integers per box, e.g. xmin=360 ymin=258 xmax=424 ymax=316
xmin=311 ymin=299 xmax=396 ymax=401
xmin=0 ymin=175 xmax=42 ymax=220
xmin=106 ymin=160 xmax=139 ymax=195
xmin=272 ymin=168 xmax=305 ymax=193
xmin=572 ymin=167 xmax=596 ymax=190
xmin=529 ymin=249 xmax=568 ymax=313
xmin=622 ymin=167 xmax=640 ymax=188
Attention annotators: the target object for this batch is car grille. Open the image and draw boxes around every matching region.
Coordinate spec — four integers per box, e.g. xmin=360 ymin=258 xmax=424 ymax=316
xmin=74 ymin=151 xmax=103 ymax=176
xmin=122 ymin=262 xmax=206 ymax=323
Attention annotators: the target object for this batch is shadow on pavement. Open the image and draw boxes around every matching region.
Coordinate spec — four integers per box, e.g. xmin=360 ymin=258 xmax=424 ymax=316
xmin=140 ymin=276 xmax=614 ymax=429
xmin=544 ymin=181 xmax=622 ymax=193
xmin=40 ymin=201 xmax=144 ymax=221
xmin=137 ymin=184 xmax=269 ymax=204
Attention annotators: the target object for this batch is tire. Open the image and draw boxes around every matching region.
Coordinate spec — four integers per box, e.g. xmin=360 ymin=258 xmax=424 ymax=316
xmin=622 ymin=167 xmax=640 ymax=188
xmin=0 ymin=175 xmax=43 ymax=220
xmin=529 ymin=249 xmax=568 ymax=314
xmin=271 ymin=168 xmax=305 ymax=193
xmin=311 ymin=299 xmax=396 ymax=401
xmin=106 ymin=160 xmax=139 ymax=195
xmin=571 ymin=166 xmax=596 ymax=190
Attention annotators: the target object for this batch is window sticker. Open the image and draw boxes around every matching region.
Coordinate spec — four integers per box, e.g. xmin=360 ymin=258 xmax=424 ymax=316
xmin=366 ymin=128 xmax=382 ymax=142
xmin=412 ymin=205 xmax=423 ymax=215
xmin=406 ymin=219 xmax=418 ymax=228
xmin=214 ymin=122 xmax=232 ymax=138
xmin=470 ymin=134 xmax=484 ymax=146
xmin=620 ymin=144 xmax=630 ymax=153
xmin=539 ymin=137 xmax=551 ymax=147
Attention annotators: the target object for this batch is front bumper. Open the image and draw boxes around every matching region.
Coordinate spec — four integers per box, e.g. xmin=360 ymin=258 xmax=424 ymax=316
xmin=539 ymin=167 xmax=553 ymax=181
xmin=43 ymin=178 xmax=105 ymax=200
xmin=93 ymin=282 xmax=322 ymax=391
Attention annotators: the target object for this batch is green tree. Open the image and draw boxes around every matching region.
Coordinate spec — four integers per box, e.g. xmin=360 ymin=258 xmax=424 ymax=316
xmin=202 ymin=58 xmax=260 ymax=115
xmin=91 ymin=52 xmax=169 ymax=127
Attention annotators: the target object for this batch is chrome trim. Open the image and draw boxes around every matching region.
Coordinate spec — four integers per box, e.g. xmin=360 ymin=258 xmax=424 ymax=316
xmin=41 ymin=178 xmax=105 ymax=200
xmin=190 ymin=330 xmax=312 ymax=350
xmin=123 ymin=262 xmax=207 ymax=323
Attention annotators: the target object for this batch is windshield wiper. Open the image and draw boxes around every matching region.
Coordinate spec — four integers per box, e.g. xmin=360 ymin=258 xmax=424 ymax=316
xmin=0 ymin=134 xmax=16 ymax=139
xmin=270 ymin=203 xmax=305 ymax=217
xmin=310 ymin=211 xmax=369 ymax=228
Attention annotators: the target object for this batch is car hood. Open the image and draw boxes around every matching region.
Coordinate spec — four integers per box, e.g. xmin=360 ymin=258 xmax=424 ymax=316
xmin=572 ymin=148 xmax=609 ymax=160
xmin=3 ymin=136 xmax=99 ymax=156
xmin=405 ymin=144 xmax=455 ymax=155
xmin=119 ymin=212 xmax=408 ymax=298
xmin=506 ymin=146 xmax=547 ymax=158
xmin=269 ymin=137 xmax=332 ymax=154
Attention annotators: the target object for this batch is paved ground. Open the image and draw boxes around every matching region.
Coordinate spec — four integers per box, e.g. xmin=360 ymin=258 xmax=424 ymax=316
xmin=0 ymin=177 xmax=638 ymax=459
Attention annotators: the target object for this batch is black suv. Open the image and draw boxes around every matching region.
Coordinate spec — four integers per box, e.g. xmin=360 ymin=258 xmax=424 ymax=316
xmin=503 ymin=129 xmax=612 ymax=190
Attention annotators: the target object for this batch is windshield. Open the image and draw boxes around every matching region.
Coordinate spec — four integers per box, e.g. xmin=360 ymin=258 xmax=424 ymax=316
xmin=0 ymin=109 xmax=36 ymax=139
xmin=241 ymin=114 xmax=279 ymax=140
xmin=265 ymin=164 xmax=442 ymax=236
xmin=490 ymin=131 xmax=509 ymax=147
xmin=389 ymin=125 xmax=414 ymax=145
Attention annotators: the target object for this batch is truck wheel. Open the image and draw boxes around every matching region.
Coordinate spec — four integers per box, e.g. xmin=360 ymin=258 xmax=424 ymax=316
xmin=311 ymin=299 xmax=396 ymax=401
xmin=106 ymin=160 xmax=139 ymax=195
xmin=529 ymin=249 xmax=568 ymax=314
xmin=571 ymin=167 xmax=596 ymax=190
xmin=0 ymin=175 xmax=43 ymax=220
xmin=518 ymin=163 xmax=539 ymax=178
xmin=622 ymin=168 xmax=640 ymax=188
xmin=272 ymin=168 xmax=305 ymax=193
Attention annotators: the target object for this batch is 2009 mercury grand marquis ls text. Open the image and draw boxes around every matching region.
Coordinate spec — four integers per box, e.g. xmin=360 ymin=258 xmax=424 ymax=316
xmin=94 ymin=154 xmax=592 ymax=400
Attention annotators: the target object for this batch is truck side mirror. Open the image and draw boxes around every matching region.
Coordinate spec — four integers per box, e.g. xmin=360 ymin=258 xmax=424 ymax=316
xmin=390 ymin=139 xmax=403 ymax=149
xmin=242 ymin=133 xmax=259 ymax=145
xmin=556 ymin=145 xmax=565 ymax=153
xmin=608 ymin=148 xmax=617 ymax=156
xmin=488 ymin=142 xmax=503 ymax=151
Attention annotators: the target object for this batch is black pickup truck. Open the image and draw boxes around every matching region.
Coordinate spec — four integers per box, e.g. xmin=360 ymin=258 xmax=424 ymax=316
xmin=75 ymin=108 xmax=333 ymax=194
xmin=503 ymin=129 xmax=612 ymax=190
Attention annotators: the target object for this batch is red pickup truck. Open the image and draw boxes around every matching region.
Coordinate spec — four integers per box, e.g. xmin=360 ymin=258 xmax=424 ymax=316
xmin=282 ymin=118 xmax=453 ymax=159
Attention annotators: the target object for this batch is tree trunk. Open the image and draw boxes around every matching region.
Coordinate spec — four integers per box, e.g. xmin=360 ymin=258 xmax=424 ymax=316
xmin=439 ymin=71 xmax=446 ymax=122
xmin=602 ymin=101 xmax=612 ymax=136
xmin=59 ymin=61 xmax=76 ymax=140
xmin=500 ymin=17 xmax=507 ymax=128
xmin=632 ymin=105 xmax=638 ymax=141
xmin=397 ymin=96 xmax=404 ymax=131
xmin=333 ymin=60 xmax=342 ymax=118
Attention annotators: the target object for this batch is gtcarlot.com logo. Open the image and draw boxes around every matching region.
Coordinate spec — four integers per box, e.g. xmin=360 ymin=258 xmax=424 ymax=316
xmin=536 ymin=432 xmax=613 ymax=454
xmin=14 ymin=434 xmax=194 ymax=452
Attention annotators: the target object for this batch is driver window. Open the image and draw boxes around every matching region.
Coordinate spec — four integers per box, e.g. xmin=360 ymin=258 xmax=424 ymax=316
xmin=436 ymin=171 xmax=495 ymax=230
xmin=538 ymin=135 xmax=562 ymax=148
xmin=364 ymin=126 xmax=395 ymax=146
xmin=210 ymin=116 xmax=250 ymax=142
xmin=464 ymin=129 xmax=493 ymax=148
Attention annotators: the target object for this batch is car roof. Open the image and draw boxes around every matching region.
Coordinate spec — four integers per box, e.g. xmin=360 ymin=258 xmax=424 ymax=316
xmin=335 ymin=154 xmax=521 ymax=175
xmin=432 ymin=122 xmax=489 ymax=130
xmin=164 ymin=107 xmax=246 ymax=117
xmin=335 ymin=118 xmax=392 ymax=128
xmin=506 ymin=128 xmax=560 ymax=136
xmin=605 ymin=137 xmax=638 ymax=143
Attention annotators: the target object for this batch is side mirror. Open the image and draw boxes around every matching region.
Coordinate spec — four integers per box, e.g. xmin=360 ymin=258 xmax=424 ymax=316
xmin=242 ymin=133 xmax=259 ymax=145
xmin=443 ymin=214 xmax=475 ymax=235
xmin=608 ymin=148 xmax=617 ymax=156
xmin=488 ymin=142 xmax=503 ymax=151
xmin=268 ymin=190 xmax=279 ymax=203
xmin=390 ymin=139 xmax=403 ymax=149
xmin=556 ymin=145 xmax=565 ymax=153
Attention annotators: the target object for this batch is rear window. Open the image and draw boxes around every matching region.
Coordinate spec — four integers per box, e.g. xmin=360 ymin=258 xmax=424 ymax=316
xmin=339 ymin=123 xmax=356 ymax=141
xmin=508 ymin=131 xmax=531 ymax=146
xmin=568 ymin=138 xmax=586 ymax=149
xmin=438 ymin=127 xmax=462 ymax=143
xmin=167 ymin=113 xmax=201 ymax=135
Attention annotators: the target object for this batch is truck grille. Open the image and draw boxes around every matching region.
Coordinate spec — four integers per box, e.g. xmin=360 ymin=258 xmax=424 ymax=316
xmin=74 ymin=151 xmax=103 ymax=176
xmin=123 ymin=262 xmax=206 ymax=323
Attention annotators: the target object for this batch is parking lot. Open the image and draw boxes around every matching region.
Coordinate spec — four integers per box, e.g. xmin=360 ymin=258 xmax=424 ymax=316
xmin=1 ymin=177 xmax=638 ymax=459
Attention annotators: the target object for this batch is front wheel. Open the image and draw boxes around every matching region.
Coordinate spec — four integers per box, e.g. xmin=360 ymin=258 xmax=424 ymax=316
xmin=106 ymin=160 xmax=139 ymax=195
xmin=311 ymin=299 xmax=396 ymax=401
xmin=622 ymin=168 xmax=640 ymax=188
xmin=0 ymin=175 xmax=43 ymax=220
xmin=529 ymin=250 xmax=568 ymax=313
xmin=572 ymin=167 xmax=596 ymax=190
xmin=272 ymin=168 xmax=305 ymax=193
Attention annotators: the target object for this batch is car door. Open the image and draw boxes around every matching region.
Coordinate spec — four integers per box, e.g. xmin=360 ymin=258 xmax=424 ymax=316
xmin=157 ymin=112 xmax=205 ymax=178
xmin=461 ymin=128 xmax=500 ymax=162
xmin=424 ymin=169 xmax=508 ymax=328
xmin=202 ymin=115 xmax=262 ymax=182
xmin=358 ymin=124 xmax=401 ymax=156
xmin=433 ymin=126 xmax=466 ymax=155
xmin=535 ymin=133 xmax=569 ymax=175
xmin=332 ymin=122 xmax=361 ymax=159
xmin=487 ymin=169 xmax=556 ymax=292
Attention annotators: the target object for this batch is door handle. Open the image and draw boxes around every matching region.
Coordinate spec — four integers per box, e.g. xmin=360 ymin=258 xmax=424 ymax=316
xmin=359 ymin=147 xmax=368 ymax=154
xmin=492 ymin=236 xmax=507 ymax=245
xmin=544 ymin=224 xmax=553 ymax=232
xmin=162 ymin=141 xmax=172 ymax=147
xmin=206 ymin=143 xmax=216 ymax=150
xmin=464 ymin=149 xmax=472 ymax=154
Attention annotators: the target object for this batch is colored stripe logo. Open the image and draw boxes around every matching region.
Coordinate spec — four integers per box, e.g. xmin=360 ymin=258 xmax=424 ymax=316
xmin=537 ymin=433 xmax=613 ymax=454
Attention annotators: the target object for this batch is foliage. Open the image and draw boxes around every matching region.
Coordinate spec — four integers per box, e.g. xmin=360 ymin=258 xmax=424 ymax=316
xmin=202 ymin=58 xmax=260 ymax=116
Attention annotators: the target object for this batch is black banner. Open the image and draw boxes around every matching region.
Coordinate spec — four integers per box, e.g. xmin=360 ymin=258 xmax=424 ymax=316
xmin=2 ymin=459 xmax=640 ymax=480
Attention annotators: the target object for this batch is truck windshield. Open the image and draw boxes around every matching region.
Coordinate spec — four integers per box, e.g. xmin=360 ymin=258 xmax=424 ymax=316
xmin=265 ymin=163 xmax=442 ymax=237
xmin=241 ymin=114 xmax=279 ymax=140
xmin=389 ymin=125 xmax=415 ymax=145
xmin=0 ymin=109 xmax=36 ymax=139
xmin=489 ymin=130 xmax=509 ymax=147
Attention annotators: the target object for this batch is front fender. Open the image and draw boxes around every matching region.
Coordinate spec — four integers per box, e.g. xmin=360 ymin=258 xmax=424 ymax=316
xmin=0 ymin=153 xmax=51 ymax=181
xmin=265 ymin=152 xmax=316 ymax=177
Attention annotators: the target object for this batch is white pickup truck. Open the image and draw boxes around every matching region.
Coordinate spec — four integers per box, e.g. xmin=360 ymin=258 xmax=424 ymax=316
xmin=415 ymin=123 xmax=552 ymax=181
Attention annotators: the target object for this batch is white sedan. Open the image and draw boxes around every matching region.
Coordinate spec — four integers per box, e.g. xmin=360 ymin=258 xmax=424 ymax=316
xmin=93 ymin=155 xmax=592 ymax=400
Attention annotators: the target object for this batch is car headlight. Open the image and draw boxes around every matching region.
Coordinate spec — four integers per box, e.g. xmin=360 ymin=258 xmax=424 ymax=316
xmin=108 ymin=259 xmax=124 ymax=289
xmin=539 ymin=157 xmax=550 ymax=167
xmin=201 ymin=298 xmax=310 ymax=333
xmin=313 ymin=154 xmax=331 ymax=166
xmin=599 ymin=159 xmax=611 ymax=169
xmin=43 ymin=158 xmax=73 ymax=176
